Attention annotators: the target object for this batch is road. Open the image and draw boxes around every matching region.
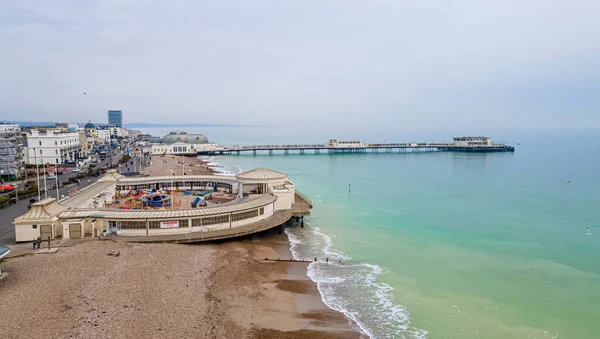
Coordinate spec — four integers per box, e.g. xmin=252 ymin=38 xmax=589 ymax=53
xmin=0 ymin=155 xmax=119 ymax=246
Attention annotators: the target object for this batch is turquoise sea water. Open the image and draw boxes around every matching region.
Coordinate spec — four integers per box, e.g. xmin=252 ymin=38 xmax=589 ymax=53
xmin=143 ymin=127 xmax=600 ymax=338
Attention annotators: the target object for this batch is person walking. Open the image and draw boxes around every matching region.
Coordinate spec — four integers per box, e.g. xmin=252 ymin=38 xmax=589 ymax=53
xmin=32 ymin=238 xmax=37 ymax=250
xmin=37 ymin=236 xmax=42 ymax=249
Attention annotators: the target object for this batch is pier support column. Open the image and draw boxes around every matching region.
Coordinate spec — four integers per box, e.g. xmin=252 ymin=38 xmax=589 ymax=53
xmin=253 ymin=150 xmax=257 ymax=156
xmin=315 ymin=149 xmax=320 ymax=154
xmin=299 ymin=149 xmax=304 ymax=155
xmin=301 ymin=216 xmax=304 ymax=228
xmin=236 ymin=151 xmax=240 ymax=155
xmin=269 ymin=149 xmax=273 ymax=155
xmin=284 ymin=149 xmax=289 ymax=155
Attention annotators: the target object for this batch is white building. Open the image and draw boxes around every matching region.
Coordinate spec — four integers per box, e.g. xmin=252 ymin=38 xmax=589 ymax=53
xmin=26 ymin=130 xmax=80 ymax=165
xmin=328 ymin=139 xmax=366 ymax=148
xmin=97 ymin=129 xmax=112 ymax=142
xmin=453 ymin=137 xmax=493 ymax=147
xmin=151 ymin=142 xmax=219 ymax=155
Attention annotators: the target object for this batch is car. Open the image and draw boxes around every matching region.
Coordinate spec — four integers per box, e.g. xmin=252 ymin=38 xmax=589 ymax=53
xmin=72 ymin=167 xmax=80 ymax=173
xmin=47 ymin=174 xmax=57 ymax=180
xmin=0 ymin=184 xmax=14 ymax=192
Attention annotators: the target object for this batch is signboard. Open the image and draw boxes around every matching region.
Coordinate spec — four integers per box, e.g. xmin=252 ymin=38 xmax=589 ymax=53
xmin=160 ymin=221 xmax=179 ymax=229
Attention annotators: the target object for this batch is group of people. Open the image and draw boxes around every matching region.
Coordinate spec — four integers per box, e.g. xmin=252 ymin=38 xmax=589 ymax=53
xmin=32 ymin=236 xmax=42 ymax=250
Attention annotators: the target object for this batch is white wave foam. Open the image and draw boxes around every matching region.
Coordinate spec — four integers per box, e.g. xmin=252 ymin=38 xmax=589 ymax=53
xmin=285 ymin=226 xmax=428 ymax=339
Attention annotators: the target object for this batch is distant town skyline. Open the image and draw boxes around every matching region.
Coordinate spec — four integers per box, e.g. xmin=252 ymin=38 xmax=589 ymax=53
xmin=1 ymin=1 xmax=599 ymax=131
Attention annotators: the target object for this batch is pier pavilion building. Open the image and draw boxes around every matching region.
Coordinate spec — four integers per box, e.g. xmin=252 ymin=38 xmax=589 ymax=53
xmin=13 ymin=168 xmax=311 ymax=243
xmin=150 ymin=130 xmax=219 ymax=155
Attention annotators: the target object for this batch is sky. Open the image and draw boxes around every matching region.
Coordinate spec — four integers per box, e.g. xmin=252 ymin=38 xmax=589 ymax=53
xmin=1 ymin=0 xmax=599 ymax=132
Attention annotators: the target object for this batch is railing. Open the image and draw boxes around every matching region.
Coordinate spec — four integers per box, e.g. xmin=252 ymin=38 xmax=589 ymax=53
xmin=294 ymin=190 xmax=313 ymax=207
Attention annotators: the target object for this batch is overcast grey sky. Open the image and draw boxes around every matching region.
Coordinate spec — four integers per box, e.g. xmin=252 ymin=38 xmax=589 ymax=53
xmin=1 ymin=0 xmax=599 ymax=130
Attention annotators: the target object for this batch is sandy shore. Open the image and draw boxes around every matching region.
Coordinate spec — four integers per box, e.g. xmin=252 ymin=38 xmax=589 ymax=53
xmin=143 ymin=154 xmax=213 ymax=176
xmin=0 ymin=231 xmax=362 ymax=338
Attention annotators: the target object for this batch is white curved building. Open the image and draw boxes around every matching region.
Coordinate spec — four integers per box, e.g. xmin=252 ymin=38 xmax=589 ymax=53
xmin=13 ymin=168 xmax=311 ymax=243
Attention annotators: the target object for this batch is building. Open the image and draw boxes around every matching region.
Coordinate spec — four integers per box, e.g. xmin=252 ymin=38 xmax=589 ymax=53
xmin=22 ymin=124 xmax=70 ymax=134
xmin=25 ymin=130 xmax=80 ymax=165
xmin=149 ymin=130 xmax=217 ymax=155
xmin=0 ymin=123 xmax=24 ymax=181
xmin=96 ymin=128 xmax=112 ymax=142
xmin=108 ymin=110 xmax=123 ymax=128
xmin=84 ymin=121 xmax=97 ymax=138
xmin=328 ymin=139 xmax=366 ymax=148
xmin=151 ymin=142 xmax=219 ymax=155
xmin=78 ymin=132 xmax=89 ymax=158
xmin=453 ymin=137 xmax=493 ymax=147
xmin=161 ymin=130 xmax=208 ymax=144
xmin=13 ymin=168 xmax=312 ymax=242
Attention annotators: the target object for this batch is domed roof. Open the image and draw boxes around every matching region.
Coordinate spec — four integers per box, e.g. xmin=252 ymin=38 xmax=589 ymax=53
xmin=161 ymin=131 xmax=209 ymax=144
xmin=84 ymin=121 xmax=95 ymax=129
xmin=236 ymin=168 xmax=288 ymax=181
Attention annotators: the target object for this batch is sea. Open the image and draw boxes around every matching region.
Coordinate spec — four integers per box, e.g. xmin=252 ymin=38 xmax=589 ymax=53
xmin=139 ymin=126 xmax=600 ymax=339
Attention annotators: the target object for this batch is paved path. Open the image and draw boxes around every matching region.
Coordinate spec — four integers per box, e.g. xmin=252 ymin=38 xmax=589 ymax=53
xmin=0 ymin=156 xmax=117 ymax=246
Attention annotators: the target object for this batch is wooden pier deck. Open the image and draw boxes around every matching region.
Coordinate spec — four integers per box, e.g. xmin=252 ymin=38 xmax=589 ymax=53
xmin=204 ymin=143 xmax=515 ymax=155
xmin=292 ymin=191 xmax=313 ymax=217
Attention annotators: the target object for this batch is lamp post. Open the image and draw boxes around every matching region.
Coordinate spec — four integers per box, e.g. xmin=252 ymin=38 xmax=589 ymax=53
xmin=170 ymin=169 xmax=174 ymax=210
xmin=42 ymin=162 xmax=48 ymax=199
xmin=54 ymin=163 xmax=59 ymax=200
xmin=33 ymin=147 xmax=41 ymax=201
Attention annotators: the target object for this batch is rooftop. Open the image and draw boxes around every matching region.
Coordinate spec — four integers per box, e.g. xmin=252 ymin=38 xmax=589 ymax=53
xmin=60 ymin=194 xmax=277 ymax=220
xmin=14 ymin=198 xmax=68 ymax=222
xmin=237 ymin=168 xmax=288 ymax=181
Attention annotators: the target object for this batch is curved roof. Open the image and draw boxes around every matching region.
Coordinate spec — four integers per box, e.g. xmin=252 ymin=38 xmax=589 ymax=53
xmin=59 ymin=194 xmax=276 ymax=219
xmin=98 ymin=169 xmax=124 ymax=182
xmin=161 ymin=131 xmax=209 ymax=145
xmin=84 ymin=122 xmax=95 ymax=129
xmin=14 ymin=198 xmax=67 ymax=223
xmin=236 ymin=168 xmax=288 ymax=181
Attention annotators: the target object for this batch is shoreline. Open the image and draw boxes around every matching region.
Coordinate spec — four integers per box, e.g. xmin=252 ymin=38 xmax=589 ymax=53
xmin=0 ymin=229 xmax=363 ymax=338
xmin=206 ymin=228 xmax=363 ymax=338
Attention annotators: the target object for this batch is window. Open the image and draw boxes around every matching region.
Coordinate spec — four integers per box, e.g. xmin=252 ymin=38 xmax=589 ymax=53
xmin=201 ymin=215 xmax=230 ymax=226
xmin=32 ymin=225 xmax=38 ymax=230
xmin=119 ymin=221 xmax=146 ymax=230
xmin=39 ymin=141 xmax=42 ymax=146
xmin=260 ymin=207 xmax=264 ymax=215
xmin=232 ymin=209 xmax=259 ymax=222
xmin=55 ymin=149 xmax=58 ymax=154
xmin=56 ymin=159 xmax=59 ymax=164
xmin=39 ymin=149 xmax=42 ymax=155
xmin=55 ymin=141 xmax=57 ymax=145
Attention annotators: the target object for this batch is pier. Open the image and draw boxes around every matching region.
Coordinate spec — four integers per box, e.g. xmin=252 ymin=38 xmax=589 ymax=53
xmin=208 ymin=137 xmax=515 ymax=156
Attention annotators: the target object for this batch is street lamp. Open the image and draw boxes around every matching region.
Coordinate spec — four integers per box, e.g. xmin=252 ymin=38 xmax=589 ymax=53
xmin=33 ymin=147 xmax=41 ymax=201
xmin=13 ymin=183 xmax=18 ymax=202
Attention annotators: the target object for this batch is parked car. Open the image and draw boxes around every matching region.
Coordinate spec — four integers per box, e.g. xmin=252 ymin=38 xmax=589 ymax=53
xmin=73 ymin=167 xmax=80 ymax=173
xmin=47 ymin=174 xmax=57 ymax=180
xmin=0 ymin=184 xmax=14 ymax=192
